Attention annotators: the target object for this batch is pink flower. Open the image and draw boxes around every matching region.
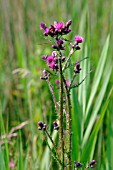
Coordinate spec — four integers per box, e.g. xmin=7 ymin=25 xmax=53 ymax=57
xmin=46 ymin=56 xmax=55 ymax=64
xmin=74 ymin=35 xmax=84 ymax=44
xmin=9 ymin=161 xmax=15 ymax=168
xmin=56 ymin=79 xmax=60 ymax=84
xmin=54 ymin=21 xmax=64 ymax=31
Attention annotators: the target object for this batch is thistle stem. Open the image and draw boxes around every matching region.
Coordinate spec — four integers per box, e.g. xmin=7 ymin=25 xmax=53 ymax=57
xmin=59 ymin=55 xmax=64 ymax=169
xmin=45 ymin=131 xmax=63 ymax=167
xmin=45 ymin=129 xmax=57 ymax=150
xmin=63 ymin=76 xmax=72 ymax=170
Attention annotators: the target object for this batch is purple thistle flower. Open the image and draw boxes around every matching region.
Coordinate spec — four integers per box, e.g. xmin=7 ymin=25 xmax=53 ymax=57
xmin=43 ymin=51 xmax=58 ymax=71
xmin=46 ymin=55 xmax=55 ymax=64
xmin=49 ymin=62 xmax=58 ymax=71
xmin=40 ymin=22 xmax=49 ymax=36
xmin=44 ymin=27 xmax=49 ymax=36
xmin=54 ymin=21 xmax=64 ymax=31
xmin=74 ymin=35 xmax=84 ymax=44
xmin=40 ymin=20 xmax=72 ymax=37
xmin=56 ymin=79 xmax=60 ymax=84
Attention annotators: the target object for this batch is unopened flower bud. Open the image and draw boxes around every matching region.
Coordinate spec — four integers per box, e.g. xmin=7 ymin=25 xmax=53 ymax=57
xmin=89 ymin=160 xmax=96 ymax=168
xmin=74 ymin=161 xmax=83 ymax=168
xmin=53 ymin=121 xmax=59 ymax=130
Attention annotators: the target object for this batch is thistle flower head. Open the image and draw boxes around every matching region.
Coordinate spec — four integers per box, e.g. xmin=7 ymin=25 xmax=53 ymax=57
xmin=40 ymin=20 xmax=72 ymax=37
xmin=74 ymin=35 xmax=84 ymax=44
xmin=54 ymin=21 xmax=65 ymax=31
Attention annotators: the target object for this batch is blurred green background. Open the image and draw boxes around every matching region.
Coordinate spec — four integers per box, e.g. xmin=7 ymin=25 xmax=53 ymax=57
xmin=0 ymin=0 xmax=113 ymax=169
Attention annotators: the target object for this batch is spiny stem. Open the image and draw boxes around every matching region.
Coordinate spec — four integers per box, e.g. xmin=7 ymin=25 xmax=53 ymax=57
xmin=63 ymin=76 xmax=72 ymax=170
xmin=59 ymin=54 xmax=64 ymax=169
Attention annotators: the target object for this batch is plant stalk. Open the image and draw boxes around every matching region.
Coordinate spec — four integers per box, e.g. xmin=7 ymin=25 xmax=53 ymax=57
xmin=59 ymin=54 xmax=64 ymax=169
xmin=63 ymin=76 xmax=72 ymax=170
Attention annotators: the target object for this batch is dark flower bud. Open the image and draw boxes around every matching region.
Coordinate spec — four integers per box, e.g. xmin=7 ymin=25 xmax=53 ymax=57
xmin=89 ymin=160 xmax=96 ymax=168
xmin=41 ymin=55 xmax=47 ymax=60
xmin=38 ymin=122 xmax=47 ymax=131
xmin=43 ymin=124 xmax=47 ymax=130
xmin=38 ymin=122 xmax=44 ymax=130
xmin=75 ymin=44 xmax=81 ymax=50
xmin=40 ymin=22 xmax=46 ymax=30
xmin=61 ymin=56 xmax=65 ymax=62
xmin=40 ymin=76 xmax=48 ymax=80
xmin=52 ymin=45 xmax=58 ymax=50
xmin=53 ymin=121 xmax=59 ymax=130
xmin=74 ymin=161 xmax=83 ymax=168
xmin=57 ymin=39 xmax=63 ymax=46
xmin=74 ymin=62 xmax=82 ymax=74
xmin=66 ymin=20 xmax=72 ymax=28
xmin=43 ymin=69 xmax=47 ymax=76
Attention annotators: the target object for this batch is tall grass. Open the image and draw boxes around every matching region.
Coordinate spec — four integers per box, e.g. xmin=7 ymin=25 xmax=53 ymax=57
xmin=0 ymin=0 xmax=113 ymax=169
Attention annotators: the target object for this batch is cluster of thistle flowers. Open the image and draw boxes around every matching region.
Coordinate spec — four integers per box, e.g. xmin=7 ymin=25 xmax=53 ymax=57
xmin=40 ymin=20 xmax=83 ymax=80
xmin=74 ymin=160 xmax=96 ymax=169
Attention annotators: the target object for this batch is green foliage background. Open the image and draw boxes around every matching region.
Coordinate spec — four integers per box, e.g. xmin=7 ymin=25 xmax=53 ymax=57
xmin=0 ymin=0 xmax=113 ymax=169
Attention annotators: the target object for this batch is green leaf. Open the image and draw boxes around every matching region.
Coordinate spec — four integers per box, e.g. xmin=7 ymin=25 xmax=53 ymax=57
xmin=81 ymin=87 xmax=113 ymax=163
xmin=85 ymin=35 xmax=110 ymax=120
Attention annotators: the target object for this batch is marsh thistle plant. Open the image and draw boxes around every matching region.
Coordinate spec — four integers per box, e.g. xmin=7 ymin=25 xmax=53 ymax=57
xmin=38 ymin=20 xmax=96 ymax=170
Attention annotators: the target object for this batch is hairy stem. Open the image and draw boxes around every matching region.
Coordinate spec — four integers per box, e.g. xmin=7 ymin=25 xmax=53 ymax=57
xmin=45 ymin=131 xmax=62 ymax=167
xmin=63 ymin=77 xmax=72 ymax=170
xmin=59 ymin=55 xmax=64 ymax=169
